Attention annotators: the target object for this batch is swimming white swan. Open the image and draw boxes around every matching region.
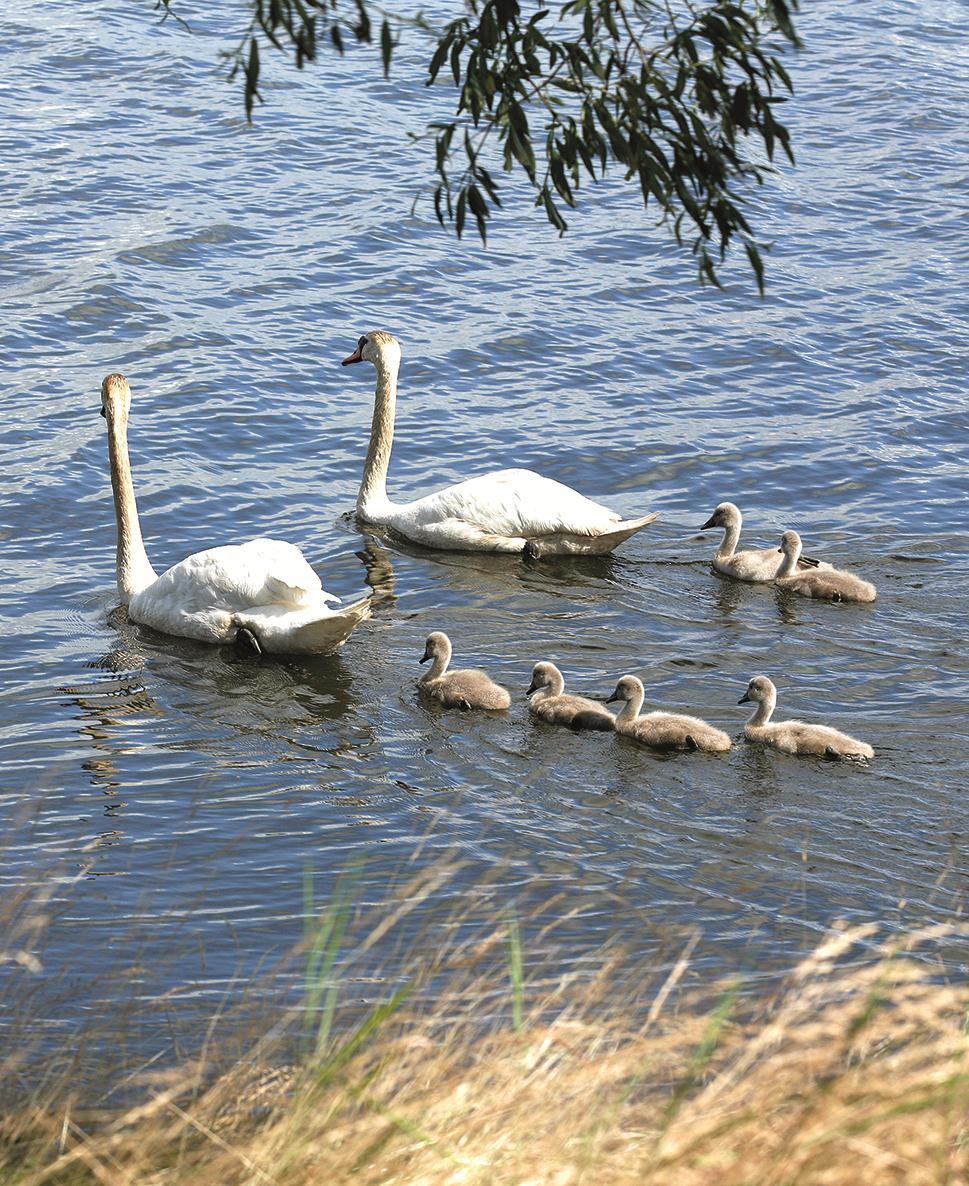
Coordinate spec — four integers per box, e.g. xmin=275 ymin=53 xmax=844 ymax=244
xmin=607 ymin=675 xmax=731 ymax=753
xmin=701 ymin=502 xmax=828 ymax=582
xmin=526 ymin=662 xmax=615 ymax=731
xmin=739 ymin=676 xmax=874 ymax=759
xmin=341 ymin=331 xmax=658 ymax=556
xmin=418 ymin=631 xmax=511 ymax=710
xmin=775 ymin=531 xmax=876 ymax=603
xmin=100 ymin=373 xmax=371 ymax=654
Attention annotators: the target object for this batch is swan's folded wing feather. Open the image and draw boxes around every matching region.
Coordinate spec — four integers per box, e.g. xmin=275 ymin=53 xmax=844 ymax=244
xmin=149 ymin=540 xmax=329 ymax=617
xmin=238 ymin=538 xmax=331 ymax=606
xmin=405 ymin=469 xmax=624 ymax=538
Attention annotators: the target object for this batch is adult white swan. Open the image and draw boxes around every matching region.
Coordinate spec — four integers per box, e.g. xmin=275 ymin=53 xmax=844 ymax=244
xmin=341 ymin=331 xmax=658 ymax=556
xmin=100 ymin=373 xmax=371 ymax=654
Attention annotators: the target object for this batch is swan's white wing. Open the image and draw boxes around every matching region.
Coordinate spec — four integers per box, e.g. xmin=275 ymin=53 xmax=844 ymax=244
xmin=164 ymin=540 xmax=325 ymax=610
xmin=237 ymin=538 xmax=341 ymax=605
xmin=401 ymin=469 xmax=623 ymax=538
xmin=128 ymin=538 xmax=343 ymax=643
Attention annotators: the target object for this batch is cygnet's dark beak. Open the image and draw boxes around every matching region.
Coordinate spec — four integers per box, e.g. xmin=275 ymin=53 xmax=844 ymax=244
xmin=525 ymin=680 xmax=538 ymax=697
xmin=700 ymin=514 xmax=718 ymax=530
xmin=419 ymin=646 xmax=432 ymax=664
xmin=341 ymin=344 xmax=364 ymax=366
xmin=99 ymin=406 xmax=106 ymax=417
xmin=777 ymin=546 xmax=784 ymax=553
xmin=738 ymin=692 xmax=751 ymax=704
xmin=606 ymin=690 xmax=621 ymax=704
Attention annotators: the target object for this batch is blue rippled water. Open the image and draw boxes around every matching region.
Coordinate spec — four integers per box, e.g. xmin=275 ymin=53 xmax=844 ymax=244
xmin=1 ymin=0 xmax=967 ymax=1056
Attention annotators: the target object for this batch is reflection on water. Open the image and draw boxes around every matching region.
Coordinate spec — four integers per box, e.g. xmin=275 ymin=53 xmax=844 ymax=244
xmin=0 ymin=0 xmax=968 ymax=1057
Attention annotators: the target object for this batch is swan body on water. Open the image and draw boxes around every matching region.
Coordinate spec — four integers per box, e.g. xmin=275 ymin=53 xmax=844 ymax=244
xmin=739 ymin=676 xmax=874 ymax=759
xmin=774 ymin=531 xmax=876 ymax=603
xmin=607 ymin=675 xmax=731 ymax=753
xmin=527 ymin=662 xmax=615 ymax=731
xmin=341 ymin=331 xmax=658 ymax=556
xmin=418 ymin=631 xmax=511 ymax=710
xmin=100 ymin=374 xmax=371 ymax=654
xmin=701 ymin=502 xmax=828 ymax=582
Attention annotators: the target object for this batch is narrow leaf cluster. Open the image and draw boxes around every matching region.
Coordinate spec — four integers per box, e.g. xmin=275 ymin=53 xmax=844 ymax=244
xmin=156 ymin=0 xmax=799 ymax=289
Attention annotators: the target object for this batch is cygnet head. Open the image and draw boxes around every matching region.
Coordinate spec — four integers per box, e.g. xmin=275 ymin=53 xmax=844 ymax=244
xmin=526 ymin=661 xmax=563 ymax=697
xmin=100 ymin=373 xmax=132 ymax=421
xmin=701 ymin=501 xmax=741 ymax=531
xmin=778 ymin=529 xmax=802 ymax=557
xmin=606 ymin=674 xmax=644 ymax=706
xmin=738 ymin=675 xmax=777 ymax=705
xmin=420 ymin=631 xmax=451 ymax=665
xmin=341 ymin=330 xmax=402 ymax=370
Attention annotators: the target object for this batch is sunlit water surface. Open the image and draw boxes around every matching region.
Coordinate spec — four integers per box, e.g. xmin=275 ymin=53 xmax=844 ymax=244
xmin=1 ymin=0 xmax=968 ymax=1061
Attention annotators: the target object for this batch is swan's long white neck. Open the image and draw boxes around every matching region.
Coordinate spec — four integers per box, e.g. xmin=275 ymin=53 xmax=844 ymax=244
xmin=106 ymin=411 xmax=157 ymax=602
xmin=776 ymin=539 xmax=802 ymax=579
xmin=747 ymin=689 xmax=776 ymax=728
xmin=358 ymin=347 xmax=400 ymax=522
xmin=616 ymin=682 xmax=645 ymax=727
xmin=718 ymin=517 xmax=742 ymax=559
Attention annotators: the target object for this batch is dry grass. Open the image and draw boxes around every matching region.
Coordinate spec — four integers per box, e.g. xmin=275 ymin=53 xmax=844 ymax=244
xmin=2 ymin=914 xmax=968 ymax=1186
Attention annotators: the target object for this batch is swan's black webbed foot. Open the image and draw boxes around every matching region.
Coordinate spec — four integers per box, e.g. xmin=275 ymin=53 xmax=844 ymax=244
xmin=458 ymin=698 xmax=472 ymax=711
xmin=824 ymin=745 xmax=841 ymax=761
xmin=235 ymin=626 xmax=263 ymax=655
xmin=684 ymin=735 xmax=700 ymax=752
xmin=522 ymin=539 xmax=541 ymax=562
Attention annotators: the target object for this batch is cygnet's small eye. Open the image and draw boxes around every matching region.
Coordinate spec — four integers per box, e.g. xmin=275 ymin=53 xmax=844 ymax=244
xmin=358 ymin=335 xmax=367 ymax=349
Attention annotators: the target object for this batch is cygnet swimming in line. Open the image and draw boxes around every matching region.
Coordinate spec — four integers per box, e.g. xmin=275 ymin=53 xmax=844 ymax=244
xmin=774 ymin=531 xmax=876 ymax=603
xmin=418 ymin=631 xmax=511 ymax=710
xmin=526 ymin=662 xmax=615 ymax=732
xmin=739 ymin=675 xmax=874 ymax=759
xmin=607 ymin=675 xmax=731 ymax=753
xmin=701 ymin=502 xmax=828 ymax=582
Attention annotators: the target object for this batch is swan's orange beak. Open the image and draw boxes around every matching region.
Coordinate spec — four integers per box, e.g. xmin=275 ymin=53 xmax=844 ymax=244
xmin=341 ymin=345 xmax=364 ymax=366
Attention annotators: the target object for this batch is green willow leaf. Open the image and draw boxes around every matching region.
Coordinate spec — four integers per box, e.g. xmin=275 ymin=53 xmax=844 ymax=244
xmin=207 ymin=0 xmax=800 ymax=290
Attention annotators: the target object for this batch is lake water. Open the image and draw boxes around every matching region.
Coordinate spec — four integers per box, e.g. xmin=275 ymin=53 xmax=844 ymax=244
xmin=1 ymin=0 xmax=968 ymax=1061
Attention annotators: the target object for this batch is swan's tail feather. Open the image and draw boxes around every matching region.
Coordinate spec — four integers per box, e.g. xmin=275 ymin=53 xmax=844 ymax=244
xmin=283 ymin=596 xmax=372 ymax=654
xmin=524 ymin=511 xmax=659 ymax=557
xmin=589 ymin=511 xmax=659 ymax=554
xmin=234 ymin=596 xmax=372 ymax=656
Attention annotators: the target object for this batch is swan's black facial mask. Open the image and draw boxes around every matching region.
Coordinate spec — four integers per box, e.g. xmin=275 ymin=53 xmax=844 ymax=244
xmin=341 ymin=335 xmax=368 ymax=366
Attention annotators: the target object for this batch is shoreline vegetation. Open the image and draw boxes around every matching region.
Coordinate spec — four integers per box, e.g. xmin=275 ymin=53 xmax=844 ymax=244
xmin=2 ymin=864 xmax=967 ymax=1186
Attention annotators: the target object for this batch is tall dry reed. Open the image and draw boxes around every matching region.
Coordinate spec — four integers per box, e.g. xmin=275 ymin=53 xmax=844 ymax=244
xmin=2 ymin=894 xmax=967 ymax=1186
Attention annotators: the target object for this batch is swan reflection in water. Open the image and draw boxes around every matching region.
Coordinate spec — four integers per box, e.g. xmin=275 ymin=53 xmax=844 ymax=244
xmin=63 ymin=603 xmax=366 ymax=805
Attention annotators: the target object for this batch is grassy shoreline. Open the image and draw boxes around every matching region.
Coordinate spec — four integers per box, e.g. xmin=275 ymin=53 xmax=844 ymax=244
xmin=3 ymin=918 xmax=967 ymax=1185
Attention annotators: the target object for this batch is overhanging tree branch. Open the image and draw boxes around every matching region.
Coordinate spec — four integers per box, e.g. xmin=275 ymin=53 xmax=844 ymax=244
xmin=155 ymin=0 xmax=800 ymax=290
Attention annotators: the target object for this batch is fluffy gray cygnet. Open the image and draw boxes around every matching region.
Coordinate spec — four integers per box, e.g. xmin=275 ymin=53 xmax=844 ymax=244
xmin=527 ymin=662 xmax=615 ymax=731
xmin=739 ymin=675 xmax=874 ymax=759
xmin=418 ymin=631 xmax=511 ymax=711
xmin=607 ymin=675 xmax=731 ymax=753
